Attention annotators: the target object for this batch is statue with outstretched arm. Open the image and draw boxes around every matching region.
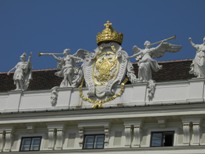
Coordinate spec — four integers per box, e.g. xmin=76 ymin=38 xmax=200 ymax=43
xmin=39 ymin=48 xmax=83 ymax=87
xmin=188 ymin=37 xmax=205 ymax=78
xmin=7 ymin=52 xmax=32 ymax=91
xmin=128 ymin=36 xmax=182 ymax=82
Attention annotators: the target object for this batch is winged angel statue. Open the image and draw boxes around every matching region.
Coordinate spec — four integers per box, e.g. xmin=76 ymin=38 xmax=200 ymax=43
xmin=39 ymin=49 xmax=84 ymax=87
xmin=129 ymin=36 xmax=182 ymax=82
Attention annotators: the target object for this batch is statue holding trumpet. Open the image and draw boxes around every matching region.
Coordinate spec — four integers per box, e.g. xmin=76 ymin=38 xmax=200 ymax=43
xmin=128 ymin=35 xmax=182 ymax=82
xmin=39 ymin=49 xmax=83 ymax=87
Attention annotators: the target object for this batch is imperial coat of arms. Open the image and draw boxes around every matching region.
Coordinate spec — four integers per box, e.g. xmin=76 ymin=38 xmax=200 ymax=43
xmin=75 ymin=21 xmax=137 ymax=99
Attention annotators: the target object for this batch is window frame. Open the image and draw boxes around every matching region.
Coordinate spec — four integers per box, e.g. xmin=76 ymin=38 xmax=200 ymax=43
xmin=83 ymin=134 xmax=105 ymax=149
xmin=19 ymin=136 xmax=42 ymax=152
xmin=150 ymin=131 xmax=174 ymax=147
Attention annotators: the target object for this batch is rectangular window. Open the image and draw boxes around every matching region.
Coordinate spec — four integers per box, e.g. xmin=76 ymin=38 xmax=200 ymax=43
xmin=150 ymin=131 xmax=174 ymax=147
xmin=20 ymin=137 xmax=41 ymax=151
xmin=83 ymin=134 xmax=104 ymax=149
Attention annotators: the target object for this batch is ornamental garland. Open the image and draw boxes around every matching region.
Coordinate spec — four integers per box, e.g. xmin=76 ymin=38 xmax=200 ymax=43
xmin=79 ymin=77 xmax=129 ymax=109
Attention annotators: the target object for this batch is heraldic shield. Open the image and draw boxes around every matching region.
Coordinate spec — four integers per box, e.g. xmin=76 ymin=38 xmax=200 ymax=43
xmin=77 ymin=21 xmax=137 ymax=108
xmin=79 ymin=42 xmax=129 ymax=98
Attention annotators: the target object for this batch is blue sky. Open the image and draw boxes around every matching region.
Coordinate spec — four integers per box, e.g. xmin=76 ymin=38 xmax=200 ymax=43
xmin=0 ymin=0 xmax=205 ymax=72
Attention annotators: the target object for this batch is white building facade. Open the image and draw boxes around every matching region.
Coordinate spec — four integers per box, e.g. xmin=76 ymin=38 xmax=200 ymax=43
xmin=0 ymin=77 xmax=205 ymax=154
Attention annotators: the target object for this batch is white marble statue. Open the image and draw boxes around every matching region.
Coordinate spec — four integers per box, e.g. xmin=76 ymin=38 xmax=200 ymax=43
xmin=50 ymin=49 xmax=83 ymax=87
xmin=189 ymin=37 xmax=205 ymax=78
xmin=129 ymin=38 xmax=182 ymax=82
xmin=7 ymin=52 xmax=32 ymax=91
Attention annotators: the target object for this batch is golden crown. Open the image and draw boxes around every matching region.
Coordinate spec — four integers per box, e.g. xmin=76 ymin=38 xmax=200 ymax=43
xmin=96 ymin=21 xmax=123 ymax=45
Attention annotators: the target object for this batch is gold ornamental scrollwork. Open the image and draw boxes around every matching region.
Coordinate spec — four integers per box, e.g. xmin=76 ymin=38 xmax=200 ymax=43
xmin=79 ymin=77 xmax=128 ymax=109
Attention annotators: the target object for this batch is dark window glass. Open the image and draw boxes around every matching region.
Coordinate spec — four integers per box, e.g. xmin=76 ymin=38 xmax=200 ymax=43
xmin=83 ymin=134 xmax=104 ymax=149
xmin=20 ymin=137 xmax=41 ymax=151
xmin=151 ymin=132 xmax=163 ymax=146
xmin=151 ymin=131 xmax=174 ymax=147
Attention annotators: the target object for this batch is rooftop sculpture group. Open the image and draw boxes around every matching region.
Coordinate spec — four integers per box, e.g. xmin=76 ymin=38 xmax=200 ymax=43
xmin=6 ymin=21 xmax=205 ymax=108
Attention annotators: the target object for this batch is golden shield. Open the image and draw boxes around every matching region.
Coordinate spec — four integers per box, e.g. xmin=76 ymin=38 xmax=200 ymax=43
xmin=93 ymin=51 xmax=119 ymax=86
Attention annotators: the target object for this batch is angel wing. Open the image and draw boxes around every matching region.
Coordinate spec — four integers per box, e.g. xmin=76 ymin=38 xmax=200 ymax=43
xmin=128 ymin=45 xmax=142 ymax=59
xmin=132 ymin=45 xmax=141 ymax=54
xmin=74 ymin=49 xmax=93 ymax=60
xmin=150 ymin=42 xmax=182 ymax=58
xmin=56 ymin=58 xmax=65 ymax=70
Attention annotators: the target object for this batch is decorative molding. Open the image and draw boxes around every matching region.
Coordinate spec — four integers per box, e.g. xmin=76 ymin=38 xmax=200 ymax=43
xmin=182 ymin=122 xmax=190 ymax=145
xmin=192 ymin=123 xmax=200 ymax=145
xmin=78 ymin=127 xmax=84 ymax=147
xmin=157 ymin=118 xmax=166 ymax=128
xmin=55 ymin=127 xmax=64 ymax=150
xmin=104 ymin=125 xmax=109 ymax=148
xmin=181 ymin=117 xmax=202 ymax=145
xmin=50 ymin=86 xmax=59 ymax=106
xmin=192 ymin=119 xmax=201 ymax=145
xmin=0 ymin=130 xmax=5 ymax=152
xmin=132 ymin=122 xmax=142 ymax=147
xmin=26 ymin=124 xmax=35 ymax=133
xmin=124 ymin=125 xmax=131 ymax=147
xmin=46 ymin=123 xmax=64 ymax=150
xmin=47 ymin=128 xmax=56 ymax=150
xmin=78 ymin=121 xmax=109 ymax=128
xmin=3 ymin=128 xmax=13 ymax=152
xmin=147 ymin=80 xmax=156 ymax=101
